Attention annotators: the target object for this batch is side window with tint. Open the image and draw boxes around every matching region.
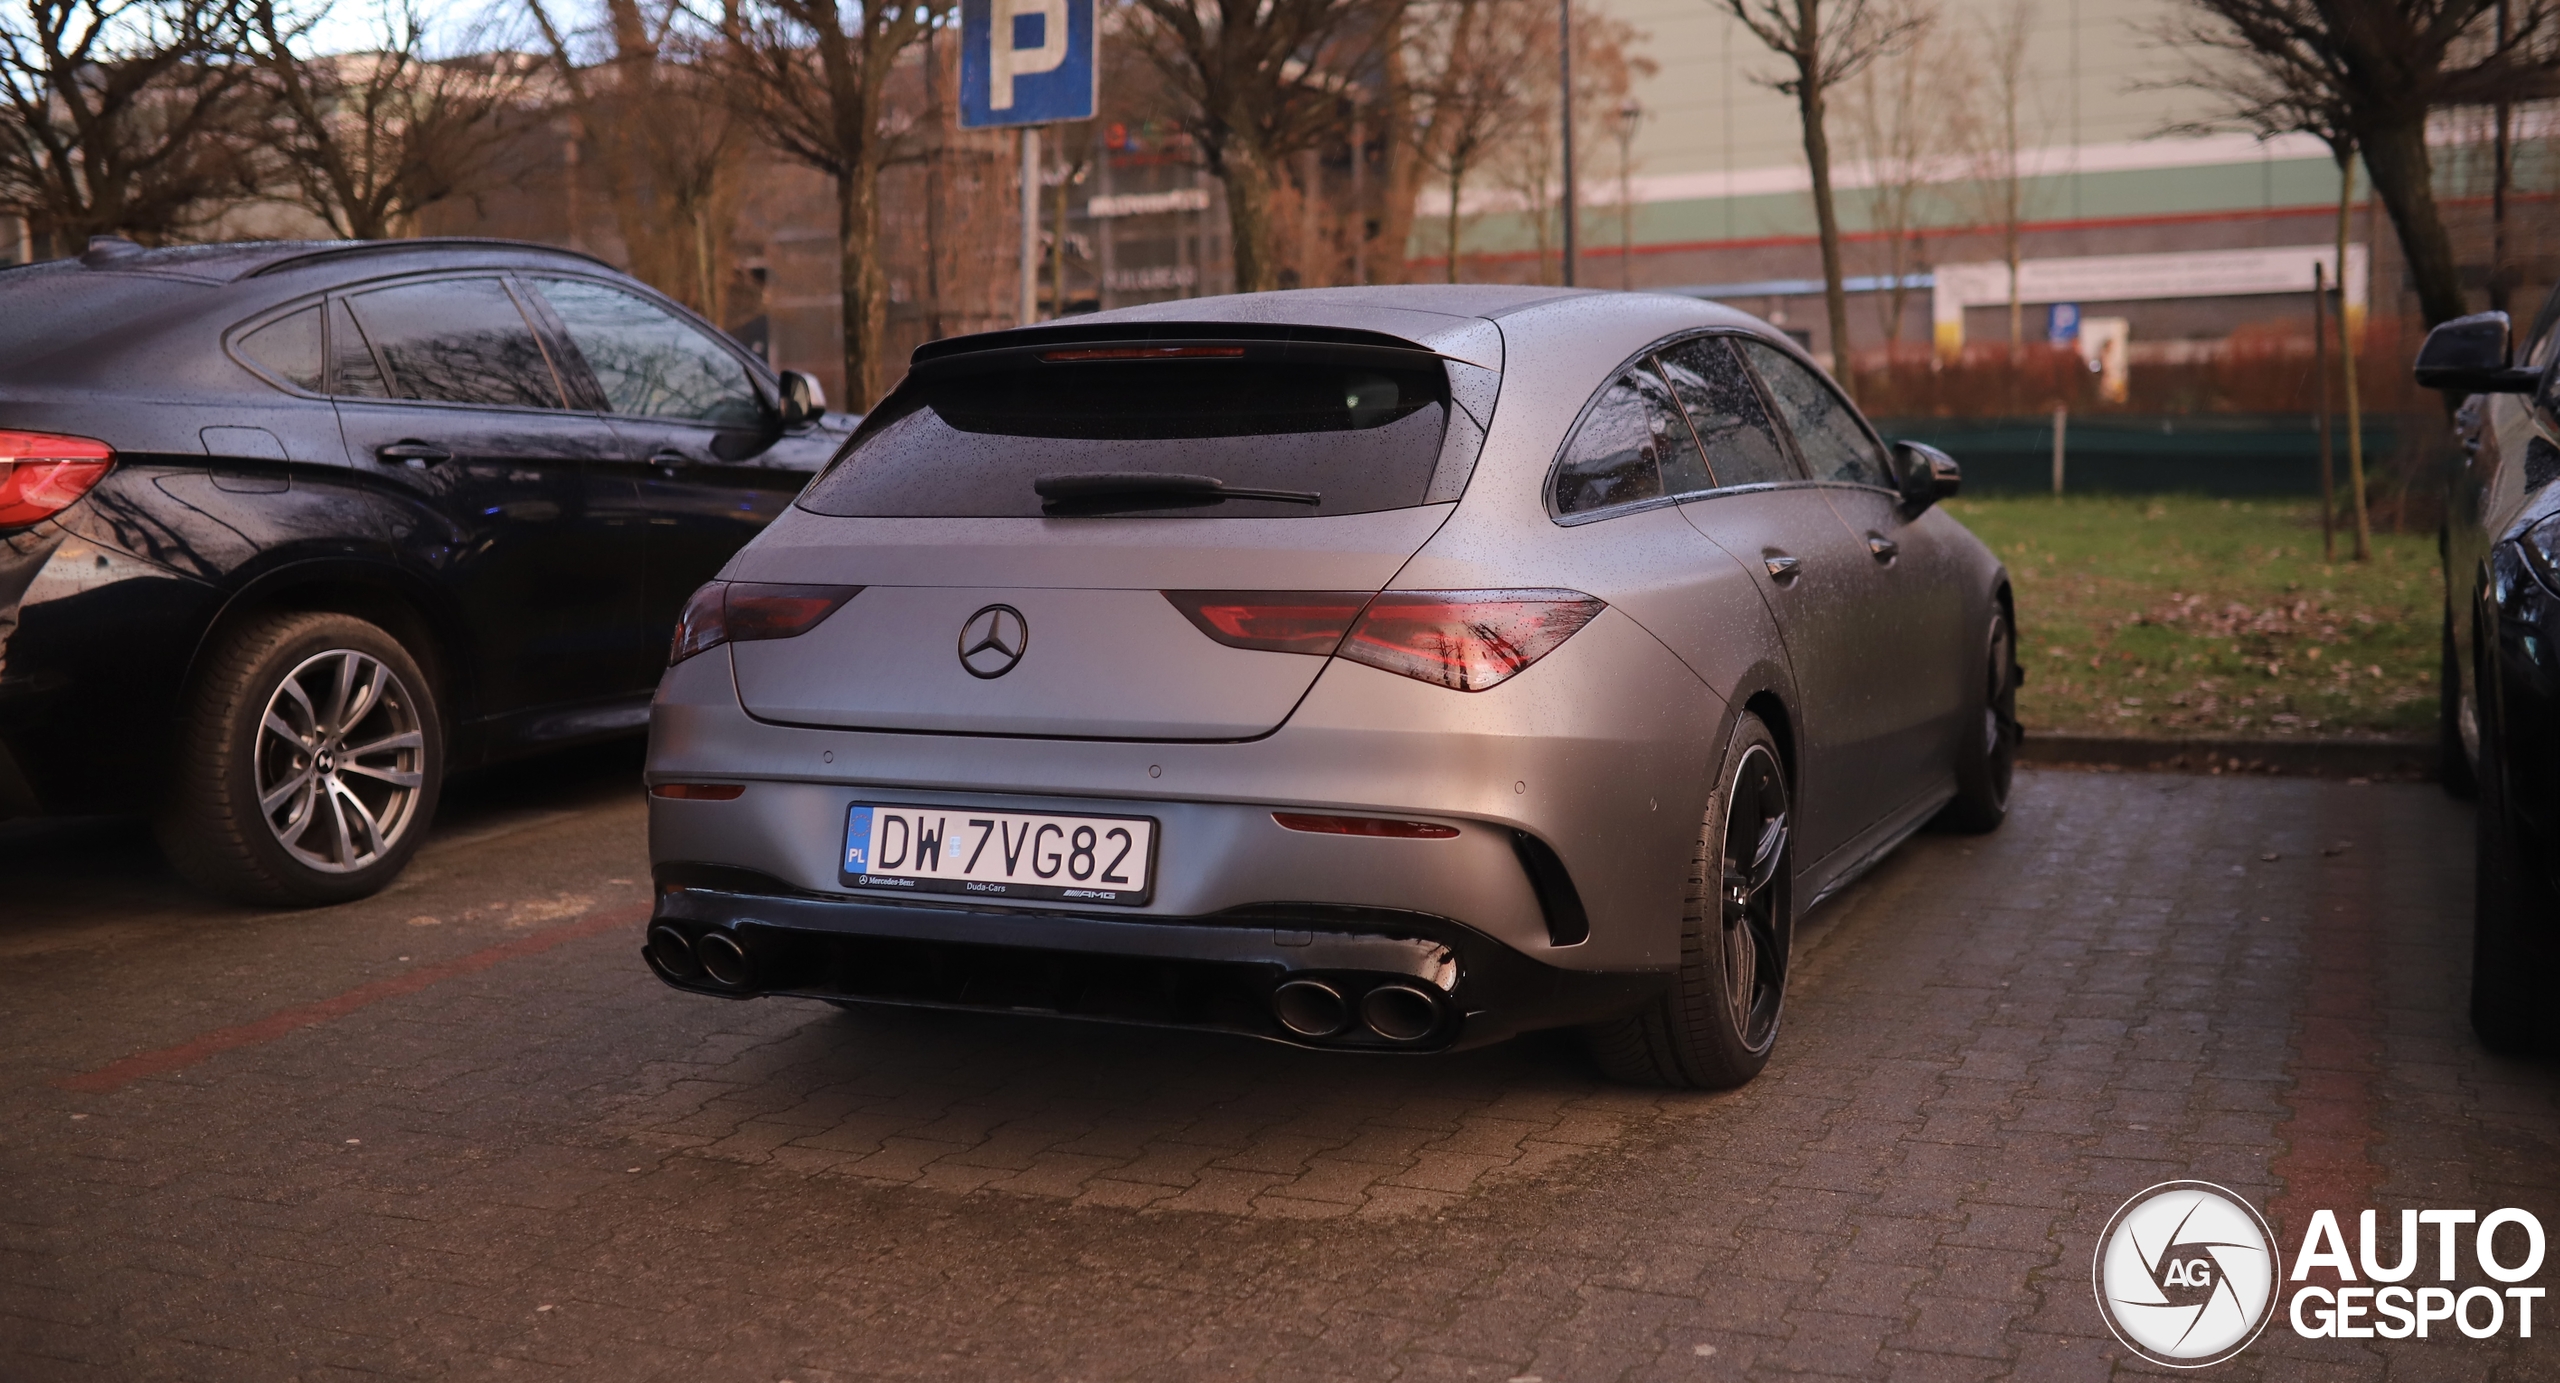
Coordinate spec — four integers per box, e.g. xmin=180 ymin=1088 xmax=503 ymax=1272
xmin=344 ymin=278 xmax=563 ymax=409
xmin=530 ymin=277 xmax=764 ymax=427
xmin=1737 ymin=339 xmax=1891 ymax=489
xmin=1655 ymin=337 xmax=1798 ymax=490
xmin=329 ymin=298 xmax=388 ymax=398
xmin=1552 ymin=366 xmax=1707 ymax=517
xmin=239 ymin=305 xmax=323 ymax=392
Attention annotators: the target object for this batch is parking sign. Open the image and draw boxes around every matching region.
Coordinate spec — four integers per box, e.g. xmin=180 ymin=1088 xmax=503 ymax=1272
xmin=959 ymin=0 xmax=1095 ymax=129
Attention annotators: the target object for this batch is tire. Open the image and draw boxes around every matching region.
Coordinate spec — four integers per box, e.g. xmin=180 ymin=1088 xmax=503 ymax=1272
xmin=156 ymin=612 xmax=443 ymax=906
xmin=1937 ymin=605 xmax=2021 ymax=834
xmin=2471 ymin=628 xmax=2558 ymax=1053
xmin=2441 ymin=609 xmax=2479 ymax=800
xmin=1584 ymin=711 xmax=1792 ymax=1089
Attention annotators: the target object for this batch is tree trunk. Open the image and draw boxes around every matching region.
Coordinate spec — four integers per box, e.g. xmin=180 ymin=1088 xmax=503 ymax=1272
xmin=1446 ymin=160 xmax=1465 ymax=282
xmin=2357 ymin=111 xmax=2465 ymax=328
xmin=837 ymin=148 xmax=888 ymax=408
xmin=1371 ymin=29 xmax=1421 ymax=285
xmin=1222 ymin=141 xmax=1281 ymax=293
xmin=1797 ymin=79 xmax=1853 ymax=397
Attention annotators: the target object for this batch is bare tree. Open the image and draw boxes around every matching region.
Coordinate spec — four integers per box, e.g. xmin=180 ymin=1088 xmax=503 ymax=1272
xmin=1838 ymin=0 xmax=1947 ymax=349
xmin=1719 ymin=0 xmax=1922 ymax=391
xmin=1961 ymin=0 xmax=2034 ymax=353
xmin=0 ymin=0 xmax=262 ymax=252
xmin=1483 ymin=0 xmax=1648 ymax=285
xmin=1126 ymin=0 xmax=1401 ymax=293
xmin=707 ymin=0 xmax=924 ymax=405
xmin=527 ymin=0 xmax=744 ymax=323
xmin=1407 ymin=0 xmax=1534 ymax=280
xmin=249 ymin=0 xmax=533 ymax=240
xmin=2160 ymin=0 xmax=2560 ymax=329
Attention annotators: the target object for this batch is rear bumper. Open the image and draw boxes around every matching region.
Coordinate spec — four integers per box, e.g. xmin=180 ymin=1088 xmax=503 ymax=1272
xmin=643 ymin=874 xmax=1666 ymax=1051
xmin=646 ymin=606 xmax=1730 ymax=974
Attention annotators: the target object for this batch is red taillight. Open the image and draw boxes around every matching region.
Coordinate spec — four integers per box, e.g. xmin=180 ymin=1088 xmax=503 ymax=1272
xmin=0 ymin=430 xmax=114 ymax=528
xmin=1163 ymin=590 xmax=1370 ymax=654
xmin=1273 ymin=812 xmax=1460 ymax=839
xmin=669 ymin=581 xmax=863 ymax=665
xmin=1167 ymin=588 xmax=1605 ymax=691
xmin=1341 ymin=591 xmax=1606 ymax=691
xmin=650 ymin=783 xmax=746 ymax=800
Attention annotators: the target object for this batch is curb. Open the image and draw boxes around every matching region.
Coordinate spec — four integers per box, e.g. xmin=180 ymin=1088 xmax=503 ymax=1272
xmin=2019 ymin=733 xmax=2438 ymax=781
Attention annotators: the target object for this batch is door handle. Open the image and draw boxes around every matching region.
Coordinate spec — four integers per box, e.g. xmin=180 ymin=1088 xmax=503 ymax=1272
xmin=1763 ymin=554 xmax=1801 ymax=581
xmin=649 ymin=450 xmax=693 ymax=472
xmin=376 ymin=440 xmax=451 ymax=467
xmin=1867 ymin=535 xmax=1899 ymax=562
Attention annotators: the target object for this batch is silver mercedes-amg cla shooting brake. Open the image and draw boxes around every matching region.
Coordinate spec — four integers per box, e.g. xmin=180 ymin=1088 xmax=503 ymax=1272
xmin=641 ymin=285 xmax=2018 ymax=1088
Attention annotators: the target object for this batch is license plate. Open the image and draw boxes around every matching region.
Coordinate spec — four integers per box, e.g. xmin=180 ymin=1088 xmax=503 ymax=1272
xmin=840 ymin=804 xmax=1156 ymax=905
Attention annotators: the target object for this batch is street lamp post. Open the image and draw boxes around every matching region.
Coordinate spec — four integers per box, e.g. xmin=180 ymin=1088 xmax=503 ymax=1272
xmin=1558 ymin=0 xmax=1575 ymax=287
xmin=1616 ymin=97 xmax=1640 ymax=290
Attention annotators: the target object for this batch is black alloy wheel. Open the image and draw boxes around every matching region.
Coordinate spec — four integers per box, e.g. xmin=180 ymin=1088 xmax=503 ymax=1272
xmin=1939 ymin=608 xmax=2021 ymax=833
xmin=1585 ymin=711 xmax=1793 ymax=1088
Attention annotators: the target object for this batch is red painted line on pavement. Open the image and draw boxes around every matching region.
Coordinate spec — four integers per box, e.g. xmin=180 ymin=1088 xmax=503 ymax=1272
xmin=2265 ymin=799 xmax=2387 ymax=1266
xmin=55 ymin=902 xmax=652 ymax=1095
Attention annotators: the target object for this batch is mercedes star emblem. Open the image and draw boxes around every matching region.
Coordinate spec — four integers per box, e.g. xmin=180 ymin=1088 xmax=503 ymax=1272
xmin=957 ymin=604 xmax=1029 ymax=679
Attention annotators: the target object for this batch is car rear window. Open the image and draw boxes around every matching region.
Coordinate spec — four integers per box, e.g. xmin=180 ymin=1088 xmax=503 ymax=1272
xmin=797 ymin=356 xmax=1456 ymax=518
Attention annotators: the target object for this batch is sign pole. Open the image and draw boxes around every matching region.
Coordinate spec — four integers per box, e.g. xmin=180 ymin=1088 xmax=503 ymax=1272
xmin=1020 ymin=127 xmax=1040 ymax=325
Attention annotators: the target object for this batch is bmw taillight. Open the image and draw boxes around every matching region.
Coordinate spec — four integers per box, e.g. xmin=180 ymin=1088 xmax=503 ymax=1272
xmin=669 ymin=581 xmax=863 ymax=665
xmin=0 ymin=430 xmax=113 ymax=528
xmin=1165 ymin=588 xmax=1606 ymax=692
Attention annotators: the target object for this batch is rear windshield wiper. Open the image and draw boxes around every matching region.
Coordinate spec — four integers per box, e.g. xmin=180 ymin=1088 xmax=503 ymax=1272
xmin=1034 ymin=472 xmax=1321 ymax=511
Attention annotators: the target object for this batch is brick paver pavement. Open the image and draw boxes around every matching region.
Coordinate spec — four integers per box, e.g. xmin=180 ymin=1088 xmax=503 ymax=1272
xmin=3 ymin=764 xmax=2554 ymax=1381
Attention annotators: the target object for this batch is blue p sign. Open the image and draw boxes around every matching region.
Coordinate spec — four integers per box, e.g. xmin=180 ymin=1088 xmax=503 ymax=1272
xmin=959 ymin=0 xmax=1095 ymax=129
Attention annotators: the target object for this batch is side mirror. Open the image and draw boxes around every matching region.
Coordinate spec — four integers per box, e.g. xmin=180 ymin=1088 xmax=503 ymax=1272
xmin=2414 ymin=311 xmax=2540 ymax=394
xmin=777 ymin=370 xmax=827 ymax=426
xmin=1890 ymin=440 xmax=1960 ymax=515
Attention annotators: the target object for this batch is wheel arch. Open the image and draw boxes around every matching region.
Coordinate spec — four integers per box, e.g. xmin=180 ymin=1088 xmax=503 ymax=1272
xmin=188 ymin=559 xmax=476 ymax=740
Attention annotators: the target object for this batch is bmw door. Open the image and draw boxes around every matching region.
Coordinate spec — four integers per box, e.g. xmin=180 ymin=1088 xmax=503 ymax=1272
xmin=327 ymin=275 xmax=655 ymax=727
xmin=517 ymin=274 xmax=818 ymax=663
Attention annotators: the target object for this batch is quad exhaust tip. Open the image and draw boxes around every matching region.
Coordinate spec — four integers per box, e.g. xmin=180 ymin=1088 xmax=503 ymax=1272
xmin=1270 ymin=978 xmax=1444 ymax=1044
xmin=647 ymin=924 xmax=699 ymax=980
xmin=692 ymin=930 xmax=752 ymax=988
xmin=1272 ymin=979 xmax=1348 ymax=1038
xmin=1360 ymin=984 xmax=1439 ymax=1042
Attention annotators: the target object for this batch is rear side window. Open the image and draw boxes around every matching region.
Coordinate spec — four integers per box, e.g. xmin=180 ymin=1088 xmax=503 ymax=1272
xmin=1738 ymin=340 xmax=1891 ymax=489
xmin=330 ymin=299 xmax=388 ymax=398
xmin=239 ymin=306 xmax=324 ymax=393
xmin=1656 ymin=337 xmax=1797 ymax=488
xmin=1551 ymin=364 xmax=1708 ymax=516
xmin=798 ymin=355 xmax=1454 ymax=518
xmin=344 ymin=278 xmax=563 ymax=409
xmin=530 ymin=276 xmax=764 ymax=426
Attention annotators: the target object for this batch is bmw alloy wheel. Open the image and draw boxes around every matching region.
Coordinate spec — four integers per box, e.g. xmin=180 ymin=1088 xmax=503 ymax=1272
xmin=254 ymin=648 xmax=427 ymax=873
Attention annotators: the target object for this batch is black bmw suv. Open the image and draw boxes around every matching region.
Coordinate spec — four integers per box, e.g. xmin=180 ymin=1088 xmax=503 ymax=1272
xmin=0 ymin=236 xmax=847 ymax=905
xmin=2420 ymin=285 xmax=2560 ymax=1050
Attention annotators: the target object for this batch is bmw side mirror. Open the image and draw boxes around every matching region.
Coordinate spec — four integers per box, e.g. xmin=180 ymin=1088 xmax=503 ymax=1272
xmin=2415 ymin=311 xmax=2540 ymax=394
xmin=777 ymin=370 xmax=827 ymax=426
xmin=1890 ymin=440 xmax=1960 ymax=515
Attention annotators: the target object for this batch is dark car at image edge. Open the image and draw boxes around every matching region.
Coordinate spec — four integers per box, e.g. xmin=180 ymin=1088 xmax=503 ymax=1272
xmin=2420 ymin=287 xmax=2560 ymax=1052
xmin=0 ymin=235 xmax=847 ymax=905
